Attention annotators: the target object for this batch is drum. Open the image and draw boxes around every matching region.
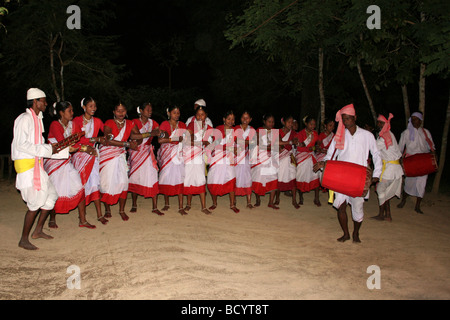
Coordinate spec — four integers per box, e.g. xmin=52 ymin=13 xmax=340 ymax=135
xmin=403 ymin=153 xmax=438 ymax=177
xmin=321 ymin=160 xmax=372 ymax=198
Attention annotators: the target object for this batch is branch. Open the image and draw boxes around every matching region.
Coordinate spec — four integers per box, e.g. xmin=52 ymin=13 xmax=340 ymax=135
xmin=240 ymin=0 xmax=299 ymax=40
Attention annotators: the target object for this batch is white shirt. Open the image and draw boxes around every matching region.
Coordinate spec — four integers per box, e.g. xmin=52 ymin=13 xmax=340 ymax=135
xmin=185 ymin=115 xmax=213 ymax=128
xmin=398 ymin=127 xmax=434 ymax=155
xmin=325 ymin=126 xmax=382 ymax=178
xmin=11 ymin=109 xmax=69 ymax=189
xmin=376 ymin=131 xmax=404 ymax=180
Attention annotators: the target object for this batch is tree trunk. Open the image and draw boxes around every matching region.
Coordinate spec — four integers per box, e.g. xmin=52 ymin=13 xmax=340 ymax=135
xmin=418 ymin=11 xmax=426 ymax=120
xmin=318 ymin=47 xmax=326 ymax=128
xmin=401 ymin=84 xmax=410 ymax=126
xmin=356 ymin=58 xmax=377 ymax=125
xmin=57 ymin=37 xmax=65 ymax=101
xmin=432 ymin=89 xmax=450 ymax=194
xmin=49 ymin=33 xmax=61 ymax=102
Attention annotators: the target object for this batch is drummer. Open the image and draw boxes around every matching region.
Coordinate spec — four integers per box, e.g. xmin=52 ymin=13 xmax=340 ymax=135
xmin=397 ymin=112 xmax=435 ymax=214
xmin=313 ymin=104 xmax=382 ymax=243
xmin=371 ymin=113 xmax=404 ymax=222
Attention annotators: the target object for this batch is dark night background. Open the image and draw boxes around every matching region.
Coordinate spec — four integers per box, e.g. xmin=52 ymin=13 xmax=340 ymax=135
xmin=0 ymin=0 xmax=448 ymax=188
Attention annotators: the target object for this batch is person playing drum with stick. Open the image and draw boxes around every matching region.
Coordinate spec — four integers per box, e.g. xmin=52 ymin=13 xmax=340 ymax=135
xmin=397 ymin=112 xmax=435 ymax=214
xmin=313 ymin=104 xmax=382 ymax=243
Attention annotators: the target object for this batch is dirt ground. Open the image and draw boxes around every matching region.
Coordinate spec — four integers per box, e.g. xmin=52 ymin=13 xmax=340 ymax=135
xmin=0 ymin=179 xmax=449 ymax=300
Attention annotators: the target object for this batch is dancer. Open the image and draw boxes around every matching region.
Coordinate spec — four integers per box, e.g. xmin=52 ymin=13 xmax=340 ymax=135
xmin=128 ymin=103 xmax=162 ymax=215
xmin=251 ymin=114 xmax=279 ymax=209
xmin=185 ymin=99 xmax=213 ymax=127
xmin=371 ymin=113 xmax=403 ymax=221
xmin=45 ymin=101 xmax=95 ymax=229
xmin=207 ymin=111 xmax=240 ymax=213
xmin=157 ymin=106 xmax=188 ymax=215
xmin=72 ymin=97 xmax=108 ymax=225
xmin=314 ymin=104 xmax=382 ymax=243
xmin=99 ymin=103 xmax=139 ymax=221
xmin=315 ymin=118 xmax=335 ymax=194
xmin=12 ymin=88 xmax=70 ymax=250
xmin=234 ymin=111 xmax=257 ymax=209
xmin=295 ymin=116 xmax=321 ymax=206
xmin=397 ymin=112 xmax=435 ymax=214
xmin=274 ymin=115 xmax=299 ymax=209
xmin=183 ymin=105 xmax=213 ymax=214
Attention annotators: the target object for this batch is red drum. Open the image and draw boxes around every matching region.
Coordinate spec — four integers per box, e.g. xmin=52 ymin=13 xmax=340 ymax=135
xmin=321 ymin=160 xmax=372 ymax=198
xmin=403 ymin=153 xmax=438 ymax=177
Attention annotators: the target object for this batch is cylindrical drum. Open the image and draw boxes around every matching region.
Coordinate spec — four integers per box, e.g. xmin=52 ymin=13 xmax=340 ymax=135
xmin=321 ymin=160 xmax=371 ymax=198
xmin=403 ymin=153 xmax=438 ymax=177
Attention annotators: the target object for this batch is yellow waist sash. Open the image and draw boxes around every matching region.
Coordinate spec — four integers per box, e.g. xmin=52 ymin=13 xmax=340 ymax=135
xmin=380 ymin=159 xmax=401 ymax=182
xmin=14 ymin=159 xmax=40 ymax=174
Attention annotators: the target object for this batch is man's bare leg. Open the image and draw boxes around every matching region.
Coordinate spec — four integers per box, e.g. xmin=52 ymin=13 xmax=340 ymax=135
xmin=415 ymin=197 xmax=424 ymax=214
xmin=352 ymin=221 xmax=362 ymax=243
xmin=31 ymin=209 xmax=53 ymax=240
xmin=337 ymin=202 xmax=351 ymax=242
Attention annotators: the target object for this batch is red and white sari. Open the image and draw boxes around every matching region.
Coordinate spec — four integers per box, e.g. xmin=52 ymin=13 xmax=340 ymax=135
xmin=44 ymin=121 xmax=85 ymax=213
xmin=315 ymin=131 xmax=334 ymax=162
xmin=128 ymin=118 xmax=159 ymax=198
xmin=278 ymin=129 xmax=296 ymax=191
xmin=157 ymin=121 xmax=186 ymax=195
xmin=295 ymin=129 xmax=320 ymax=192
xmin=251 ymin=128 xmax=278 ymax=195
xmin=207 ymin=125 xmax=236 ymax=196
xmin=233 ymin=125 xmax=256 ymax=196
xmin=71 ymin=116 xmax=104 ymax=205
xmin=182 ymin=120 xmax=212 ymax=195
xmin=99 ymin=119 xmax=134 ymax=205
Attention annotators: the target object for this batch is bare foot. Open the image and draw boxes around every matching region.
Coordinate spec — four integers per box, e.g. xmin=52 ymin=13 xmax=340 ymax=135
xmin=254 ymin=201 xmax=261 ymax=207
xmin=397 ymin=200 xmax=406 ymax=209
xmin=292 ymin=202 xmax=300 ymax=209
xmin=337 ymin=235 xmax=351 ymax=242
xmin=152 ymin=209 xmax=164 ymax=216
xmin=119 ymin=211 xmax=129 ymax=221
xmin=48 ymin=220 xmax=58 ymax=229
xmin=274 ymin=199 xmax=280 ymax=205
xmin=384 ymin=216 xmax=392 ymax=222
xmin=230 ymin=206 xmax=240 ymax=213
xmin=178 ymin=208 xmax=188 ymax=216
xmin=202 ymin=208 xmax=212 ymax=215
xmin=352 ymin=233 xmax=361 ymax=243
xmin=18 ymin=239 xmax=38 ymax=250
xmin=31 ymin=231 xmax=54 ymax=240
xmin=104 ymin=211 xmax=112 ymax=218
xmin=130 ymin=206 xmax=137 ymax=213
xmin=268 ymin=204 xmax=280 ymax=210
xmin=161 ymin=205 xmax=170 ymax=211
xmin=97 ymin=216 xmax=109 ymax=225
xmin=184 ymin=205 xmax=191 ymax=212
xmin=370 ymin=215 xmax=385 ymax=221
xmin=208 ymin=205 xmax=217 ymax=211
xmin=246 ymin=203 xmax=254 ymax=209
xmin=314 ymin=199 xmax=321 ymax=207
xmin=415 ymin=207 xmax=424 ymax=214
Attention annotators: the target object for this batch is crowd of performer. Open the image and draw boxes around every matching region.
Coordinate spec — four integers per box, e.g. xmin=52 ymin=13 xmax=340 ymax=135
xmin=11 ymin=88 xmax=436 ymax=250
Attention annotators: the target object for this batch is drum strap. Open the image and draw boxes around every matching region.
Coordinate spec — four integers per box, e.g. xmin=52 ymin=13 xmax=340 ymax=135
xmin=422 ymin=128 xmax=435 ymax=152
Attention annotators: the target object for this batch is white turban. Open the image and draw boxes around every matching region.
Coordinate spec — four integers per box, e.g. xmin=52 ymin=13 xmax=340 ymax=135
xmin=194 ymin=99 xmax=206 ymax=107
xmin=27 ymin=88 xmax=46 ymax=100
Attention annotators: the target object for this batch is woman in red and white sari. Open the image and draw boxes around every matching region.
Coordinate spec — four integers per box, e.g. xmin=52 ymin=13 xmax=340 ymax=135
xmin=183 ymin=106 xmax=213 ymax=214
xmin=295 ymin=116 xmax=321 ymax=207
xmin=251 ymin=114 xmax=279 ymax=209
xmin=157 ymin=106 xmax=187 ymax=215
xmin=207 ymin=111 xmax=239 ymax=213
xmin=45 ymin=101 xmax=96 ymax=229
xmin=274 ymin=115 xmax=300 ymax=209
xmin=233 ymin=111 xmax=257 ymax=209
xmin=72 ymin=97 xmax=108 ymax=224
xmin=128 ymin=103 xmax=162 ymax=215
xmin=100 ymin=103 xmax=139 ymax=221
xmin=315 ymin=118 xmax=335 ymax=188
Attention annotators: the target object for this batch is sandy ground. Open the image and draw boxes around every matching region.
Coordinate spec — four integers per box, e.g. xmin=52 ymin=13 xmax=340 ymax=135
xmin=0 ymin=178 xmax=449 ymax=300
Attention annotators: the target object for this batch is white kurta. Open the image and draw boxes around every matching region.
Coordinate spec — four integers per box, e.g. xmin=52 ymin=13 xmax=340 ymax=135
xmin=376 ymin=131 xmax=404 ymax=205
xmin=325 ymin=126 xmax=382 ymax=222
xmin=398 ymin=127 xmax=434 ymax=198
xmin=11 ymin=109 xmax=69 ymax=211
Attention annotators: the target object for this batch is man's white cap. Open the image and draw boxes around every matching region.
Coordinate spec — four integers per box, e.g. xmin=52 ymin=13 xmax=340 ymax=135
xmin=194 ymin=99 xmax=206 ymax=107
xmin=27 ymin=88 xmax=46 ymax=100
